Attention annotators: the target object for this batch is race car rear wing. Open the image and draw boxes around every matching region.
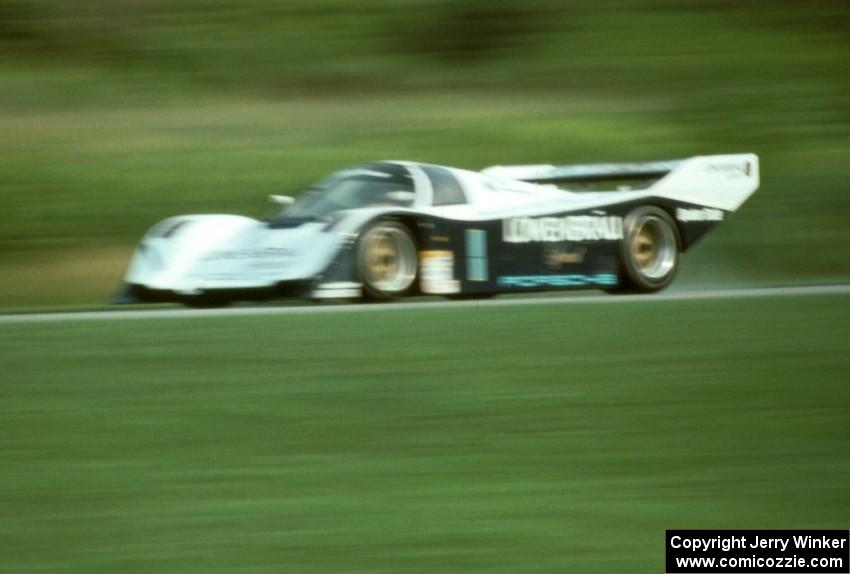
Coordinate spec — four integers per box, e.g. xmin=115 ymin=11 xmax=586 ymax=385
xmin=481 ymin=160 xmax=683 ymax=184
xmin=483 ymin=154 xmax=759 ymax=212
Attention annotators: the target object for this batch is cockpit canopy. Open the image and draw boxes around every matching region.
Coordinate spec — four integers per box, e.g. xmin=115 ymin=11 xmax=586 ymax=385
xmin=271 ymin=162 xmax=479 ymax=227
xmin=281 ymin=163 xmax=417 ymax=222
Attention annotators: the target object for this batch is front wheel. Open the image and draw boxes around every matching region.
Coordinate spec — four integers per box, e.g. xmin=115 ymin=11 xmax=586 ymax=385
xmin=617 ymin=206 xmax=680 ymax=292
xmin=357 ymin=221 xmax=419 ymax=300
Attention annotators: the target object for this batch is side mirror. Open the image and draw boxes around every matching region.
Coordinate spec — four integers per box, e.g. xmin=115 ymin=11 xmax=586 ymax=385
xmin=269 ymin=194 xmax=295 ymax=206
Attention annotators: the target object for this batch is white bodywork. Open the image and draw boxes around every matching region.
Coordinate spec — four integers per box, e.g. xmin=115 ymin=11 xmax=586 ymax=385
xmin=478 ymin=153 xmax=759 ymax=214
xmin=123 ymin=154 xmax=758 ymax=298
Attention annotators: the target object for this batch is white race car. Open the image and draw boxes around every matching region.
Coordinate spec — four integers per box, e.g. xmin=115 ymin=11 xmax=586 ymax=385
xmin=116 ymin=154 xmax=759 ymax=305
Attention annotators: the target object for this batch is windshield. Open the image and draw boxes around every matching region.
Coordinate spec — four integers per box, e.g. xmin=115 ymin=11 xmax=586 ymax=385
xmin=274 ymin=164 xmax=416 ymax=223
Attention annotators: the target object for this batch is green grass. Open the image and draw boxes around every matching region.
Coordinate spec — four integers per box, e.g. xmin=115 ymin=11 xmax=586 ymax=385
xmin=2 ymin=295 xmax=849 ymax=572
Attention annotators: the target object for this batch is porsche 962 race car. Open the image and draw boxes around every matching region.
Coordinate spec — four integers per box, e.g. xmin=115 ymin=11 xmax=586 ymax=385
xmin=117 ymin=154 xmax=759 ymax=305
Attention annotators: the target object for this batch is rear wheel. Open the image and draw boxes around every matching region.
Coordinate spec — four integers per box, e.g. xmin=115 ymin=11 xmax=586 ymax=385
xmin=357 ymin=221 xmax=418 ymax=299
xmin=617 ymin=206 xmax=680 ymax=292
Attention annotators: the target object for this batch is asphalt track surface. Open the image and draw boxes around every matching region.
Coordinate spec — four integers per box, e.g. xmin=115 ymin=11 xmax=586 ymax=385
xmin=1 ymin=284 xmax=849 ymax=324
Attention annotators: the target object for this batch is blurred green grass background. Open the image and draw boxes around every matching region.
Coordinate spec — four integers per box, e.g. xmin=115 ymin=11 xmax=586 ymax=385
xmin=2 ymin=295 xmax=849 ymax=572
xmin=1 ymin=0 xmax=849 ymax=306
xmin=3 ymin=5 xmax=850 ymax=571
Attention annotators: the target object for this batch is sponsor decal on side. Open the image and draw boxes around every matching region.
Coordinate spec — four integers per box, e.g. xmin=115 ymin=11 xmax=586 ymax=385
xmin=420 ymin=250 xmax=460 ymax=294
xmin=312 ymin=282 xmax=362 ymax=299
xmin=676 ymin=207 xmax=724 ymax=223
xmin=498 ymin=273 xmax=618 ymax=288
xmin=544 ymin=246 xmax=586 ymax=268
xmin=503 ymin=215 xmax=623 ymax=243
xmin=202 ymin=247 xmax=295 ymax=261
xmin=465 ymin=229 xmax=488 ymax=282
xmin=705 ymin=161 xmax=751 ymax=177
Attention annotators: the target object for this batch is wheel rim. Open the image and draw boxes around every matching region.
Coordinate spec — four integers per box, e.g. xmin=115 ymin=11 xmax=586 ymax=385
xmin=630 ymin=216 xmax=676 ymax=281
xmin=361 ymin=225 xmax=417 ymax=294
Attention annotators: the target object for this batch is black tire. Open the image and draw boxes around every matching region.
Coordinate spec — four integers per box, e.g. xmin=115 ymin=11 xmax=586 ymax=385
xmin=357 ymin=221 xmax=419 ymax=299
xmin=617 ymin=206 xmax=680 ymax=292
